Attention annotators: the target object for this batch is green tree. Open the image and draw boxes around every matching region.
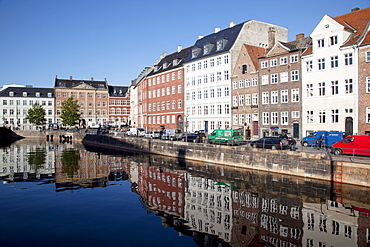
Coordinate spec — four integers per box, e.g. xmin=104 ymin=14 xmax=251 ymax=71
xmin=60 ymin=97 xmax=80 ymax=127
xmin=27 ymin=148 xmax=46 ymax=172
xmin=61 ymin=149 xmax=80 ymax=177
xmin=26 ymin=103 xmax=46 ymax=128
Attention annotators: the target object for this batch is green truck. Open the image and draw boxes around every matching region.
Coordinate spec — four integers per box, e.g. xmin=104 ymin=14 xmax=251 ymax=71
xmin=207 ymin=129 xmax=244 ymax=145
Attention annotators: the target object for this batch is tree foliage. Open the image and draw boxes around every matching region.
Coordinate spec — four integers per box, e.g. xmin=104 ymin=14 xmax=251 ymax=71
xmin=27 ymin=148 xmax=46 ymax=171
xmin=61 ymin=149 xmax=80 ymax=177
xmin=26 ymin=103 xmax=46 ymax=127
xmin=60 ymin=97 xmax=80 ymax=127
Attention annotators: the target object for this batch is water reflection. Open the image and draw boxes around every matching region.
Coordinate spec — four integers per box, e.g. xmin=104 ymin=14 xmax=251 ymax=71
xmin=1 ymin=139 xmax=370 ymax=247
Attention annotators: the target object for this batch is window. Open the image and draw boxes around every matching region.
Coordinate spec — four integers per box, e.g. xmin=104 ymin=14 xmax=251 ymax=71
xmin=290 ymin=54 xmax=298 ymax=63
xmin=210 ymin=73 xmax=214 ymax=82
xmin=280 ymin=57 xmax=287 ymax=65
xmin=319 ymin=82 xmax=326 ymax=96
xmin=367 ymin=107 xmax=370 ymax=123
xmin=262 ymin=75 xmax=269 ymax=85
xmin=318 ymin=58 xmax=325 ymax=70
xmin=245 ymin=79 xmax=251 ymax=87
xmin=210 ymin=58 xmax=214 ymax=67
xmin=345 ymin=79 xmax=353 ymax=94
xmin=261 ymin=61 xmax=268 ymax=69
xmin=281 ymin=90 xmax=288 ymax=103
xmin=331 ymin=55 xmax=339 ymax=68
xmin=233 ymin=114 xmax=238 ymax=125
xmin=210 ymin=89 xmax=215 ymax=98
xmin=331 ymin=109 xmax=339 ymax=123
xmin=291 ymin=70 xmax=299 ymax=81
xmin=270 ymin=91 xmax=278 ymax=104
xmin=270 ymin=59 xmax=277 ymax=67
xmin=271 ymin=74 xmax=278 ymax=84
xmin=233 ymin=95 xmax=238 ymax=106
xmin=367 ymin=77 xmax=370 ymax=93
xmin=216 ymin=39 xmax=227 ymax=51
xmin=319 ymin=110 xmax=326 ymax=123
xmin=345 ymin=53 xmax=353 ymax=65
xmin=280 ymin=72 xmax=288 ymax=83
xmin=239 ymin=80 xmax=244 ymax=88
xmin=198 ymin=90 xmax=202 ymax=99
xmin=252 ymin=78 xmax=258 ymax=86
xmin=242 ymin=65 xmax=247 ymax=74
xmin=307 ymin=84 xmax=313 ymax=97
xmin=262 ymin=92 xmax=269 ymax=104
xmin=330 ymin=35 xmax=338 ymax=45
xmin=292 ymin=111 xmax=299 ymax=118
xmin=224 ymin=55 xmax=229 ymax=64
xmin=307 ymin=110 xmax=314 ymax=123
xmin=178 ymin=99 xmax=182 ymax=109
xmin=203 ymin=105 xmax=208 ymax=115
xmin=233 ymin=81 xmax=238 ymax=89
xmin=224 ymin=70 xmax=229 ymax=80
xmin=281 ymin=112 xmax=288 ymax=125
xmin=217 ymin=88 xmax=222 ymax=97
xmin=271 ymin=112 xmax=278 ymax=125
xmin=292 ymin=88 xmax=299 ymax=102
xmin=224 ymin=87 xmax=229 ymax=96
xmin=306 ymin=60 xmax=313 ymax=72
xmin=366 ymin=51 xmax=370 ymax=62
xmin=318 ymin=39 xmax=325 ymax=48
xmin=262 ymin=112 xmax=269 ymax=125
xmin=252 ymin=93 xmax=258 ymax=105
xmin=331 ymin=80 xmax=339 ymax=95
xmin=204 ymin=89 xmax=208 ymax=99
xmin=245 ymin=94 xmax=251 ymax=105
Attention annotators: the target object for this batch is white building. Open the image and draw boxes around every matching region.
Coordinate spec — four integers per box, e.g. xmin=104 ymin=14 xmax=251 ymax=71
xmin=301 ymin=7 xmax=370 ymax=136
xmin=183 ymin=20 xmax=287 ymax=133
xmin=0 ymin=86 xmax=55 ymax=129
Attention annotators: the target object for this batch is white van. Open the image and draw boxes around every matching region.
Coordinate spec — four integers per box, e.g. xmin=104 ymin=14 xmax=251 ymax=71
xmin=127 ymin=127 xmax=145 ymax=137
xmin=87 ymin=122 xmax=100 ymax=129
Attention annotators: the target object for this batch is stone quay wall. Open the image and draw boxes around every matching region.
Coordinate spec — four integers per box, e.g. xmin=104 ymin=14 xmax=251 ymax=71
xmin=10 ymin=129 xmax=370 ymax=187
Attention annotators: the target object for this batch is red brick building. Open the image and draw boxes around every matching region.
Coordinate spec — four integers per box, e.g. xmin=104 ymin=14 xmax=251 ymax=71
xmin=108 ymin=85 xmax=130 ymax=129
xmin=358 ymin=37 xmax=370 ymax=135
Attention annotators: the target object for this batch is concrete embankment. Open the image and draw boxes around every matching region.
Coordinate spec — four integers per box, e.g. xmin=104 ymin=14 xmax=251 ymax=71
xmin=11 ymin=129 xmax=370 ymax=187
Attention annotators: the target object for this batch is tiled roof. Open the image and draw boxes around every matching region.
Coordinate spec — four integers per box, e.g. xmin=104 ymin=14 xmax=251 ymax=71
xmin=0 ymin=87 xmax=54 ymax=97
xmin=184 ymin=22 xmax=246 ymax=63
xmin=149 ymin=46 xmax=192 ymax=76
xmin=243 ymin=44 xmax=266 ymax=69
xmin=108 ymin=85 xmax=129 ymax=97
xmin=332 ymin=7 xmax=370 ymax=46
xmin=301 ymin=43 xmax=313 ymax=56
xmin=54 ymin=78 xmax=108 ymax=89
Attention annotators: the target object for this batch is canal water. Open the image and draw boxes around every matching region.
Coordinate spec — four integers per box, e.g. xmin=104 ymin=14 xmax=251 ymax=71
xmin=1 ymin=139 xmax=370 ymax=247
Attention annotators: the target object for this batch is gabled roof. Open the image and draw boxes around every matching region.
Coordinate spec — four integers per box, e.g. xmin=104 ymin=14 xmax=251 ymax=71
xmin=0 ymin=86 xmax=54 ymax=97
xmin=108 ymin=85 xmax=129 ymax=97
xmin=54 ymin=78 xmax=108 ymax=90
xmin=243 ymin=44 xmax=266 ymax=69
xmin=331 ymin=7 xmax=370 ymax=46
xmin=263 ymin=36 xmax=311 ymax=58
xmin=184 ymin=22 xmax=246 ymax=63
xmin=149 ymin=46 xmax=192 ymax=76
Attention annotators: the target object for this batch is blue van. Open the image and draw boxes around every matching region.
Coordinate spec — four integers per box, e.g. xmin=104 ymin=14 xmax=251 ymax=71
xmin=301 ymin=131 xmax=345 ymax=147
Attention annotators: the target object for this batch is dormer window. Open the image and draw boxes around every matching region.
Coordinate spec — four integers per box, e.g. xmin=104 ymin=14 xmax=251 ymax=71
xmin=203 ymin=43 xmax=214 ymax=55
xmin=47 ymin=93 xmax=52 ymax=97
xmin=23 ymin=92 xmax=27 ymax=97
xmin=163 ymin=62 xmax=168 ymax=69
xmin=36 ymin=92 xmax=40 ymax=97
xmin=191 ymin=47 xmax=201 ymax=58
xmin=216 ymin=38 xmax=228 ymax=51
xmin=173 ymin=58 xmax=180 ymax=66
xmin=9 ymin=91 xmax=14 ymax=96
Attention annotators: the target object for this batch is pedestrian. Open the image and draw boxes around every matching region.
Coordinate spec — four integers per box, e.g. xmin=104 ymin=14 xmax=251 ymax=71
xmin=289 ymin=137 xmax=297 ymax=151
xmin=317 ymin=134 xmax=324 ymax=150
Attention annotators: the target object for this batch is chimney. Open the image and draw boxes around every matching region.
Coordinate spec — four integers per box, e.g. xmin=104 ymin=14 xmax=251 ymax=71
xmin=215 ymin=27 xmax=220 ymax=33
xmin=69 ymin=76 xmax=73 ymax=81
xmin=91 ymin=77 xmax=94 ymax=81
xmin=198 ymin=35 xmax=204 ymax=39
xmin=177 ymin=45 xmax=182 ymax=53
xmin=55 ymin=75 xmax=58 ymax=79
xmin=229 ymin=22 xmax=236 ymax=28
xmin=268 ymin=27 xmax=276 ymax=48
xmin=160 ymin=52 xmax=167 ymax=59
xmin=351 ymin=7 xmax=360 ymax=12
xmin=296 ymin=33 xmax=305 ymax=40
xmin=104 ymin=78 xmax=107 ymax=82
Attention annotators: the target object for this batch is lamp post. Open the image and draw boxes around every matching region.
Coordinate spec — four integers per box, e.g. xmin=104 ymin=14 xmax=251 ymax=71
xmin=185 ymin=115 xmax=188 ymax=142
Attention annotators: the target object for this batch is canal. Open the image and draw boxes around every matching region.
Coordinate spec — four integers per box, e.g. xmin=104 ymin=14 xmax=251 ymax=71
xmin=1 ymin=139 xmax=370 ymax=247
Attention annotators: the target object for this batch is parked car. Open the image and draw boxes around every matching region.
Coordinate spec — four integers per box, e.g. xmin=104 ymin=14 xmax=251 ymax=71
xmin=301 ymin=131 xmax=345 ymax=147
xmin=144 ymin=131 xmax=160 ymax=139
xmin=161 ymin=129 xmax=183 ymax=141
xmin=332 ymin=135 xmax=370 ymax=156
xmin=207 ymin=129 xmax=243 ymax=145
xmin=97 ymin=127 xmax=109 ymax=134
xmin=250 ymin=137 xmax=290 ymax=149
xmin=182 ymin=133 xmax=198 ymax=142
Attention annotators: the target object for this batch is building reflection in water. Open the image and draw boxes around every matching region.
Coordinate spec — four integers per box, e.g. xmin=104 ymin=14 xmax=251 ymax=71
xmin=1 ymin=139 xmax=370 ymax=247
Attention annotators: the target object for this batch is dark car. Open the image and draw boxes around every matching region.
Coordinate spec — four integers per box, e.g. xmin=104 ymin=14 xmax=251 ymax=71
xmin=97 ymin=127 xmax=109 ymax=134
xmin=182 ymin=133 xmax=198 ymax=142
xmin=250 ymin=137 xmax=290 ymax=149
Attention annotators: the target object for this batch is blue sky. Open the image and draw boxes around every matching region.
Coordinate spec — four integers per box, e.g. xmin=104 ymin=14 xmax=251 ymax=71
xmin=0 ymin=0 xmax=369 ymax=88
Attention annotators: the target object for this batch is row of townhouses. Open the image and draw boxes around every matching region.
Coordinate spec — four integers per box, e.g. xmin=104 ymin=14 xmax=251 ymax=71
xmin=0 ymin=7 xmax=369 ymax=140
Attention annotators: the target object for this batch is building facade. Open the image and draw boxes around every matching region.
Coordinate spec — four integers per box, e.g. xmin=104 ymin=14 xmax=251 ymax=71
xmin=0 ymin=85 xmax=55 ymax=129
xmin=358 ymin=40 xmax=370 ymax=135
xmin=258 ymin=34 xmax=311 ymax=138
xmin=301 ymin=7 xmax=370 ymax=137
xmin=183 ymin=20 xmax=287 ymax=133
xmin=54 ymin=76 xmax=109 ymax=127
xmin=107 ymin=85 xmax=130 ymax=129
